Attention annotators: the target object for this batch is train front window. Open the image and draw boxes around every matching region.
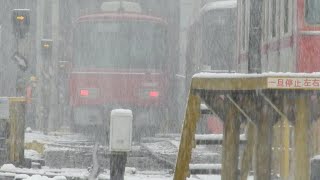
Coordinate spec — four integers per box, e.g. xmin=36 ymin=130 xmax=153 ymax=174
xmin=74 ymin=21 xmax=167 ymax=69
xmin=305 ymin=0 xmax=320 ymax=24
xmin=201 ymin=9 xmax=236 ymax=70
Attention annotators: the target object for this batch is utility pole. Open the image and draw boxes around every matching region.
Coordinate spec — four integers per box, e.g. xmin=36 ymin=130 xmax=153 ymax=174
xmin=36 ymin=0 xmax=60 ymax=132
xmin=35 ymin=0 xmax=44 ymax=131
xmin=11 ymin=9 xmax=31 ymax=97
xmin=48 ymin=0 xmax=60 ymax=131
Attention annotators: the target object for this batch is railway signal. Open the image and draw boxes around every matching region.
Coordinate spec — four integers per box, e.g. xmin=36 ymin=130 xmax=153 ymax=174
xmin=41 ymin=39 xmax=53 ymax=58
xmin=40 ymin=39 xmax=53 ymax=134
xmin=11 ymin=9 xmax=30 ymax=39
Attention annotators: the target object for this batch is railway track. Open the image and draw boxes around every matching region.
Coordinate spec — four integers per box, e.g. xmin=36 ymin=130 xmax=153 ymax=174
xmin=22 ymin=130 xmax=250 ymax=177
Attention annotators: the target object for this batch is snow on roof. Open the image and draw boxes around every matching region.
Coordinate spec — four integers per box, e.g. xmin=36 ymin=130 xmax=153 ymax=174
xmin=189 ymin=163 xmax=222 ymax=170
xmin=311 ymin=155 xmax=320 ymax=161
xmin=193 ymin=72 xmax=320 ymax=79
xmin=200 ymin=103 xmax=209 ymax=110
xmin=195 ymin=134 xmax=246 ymax=141
xmin=200 ymin=0 xmax=237 ymax=14
xmin=101 ymin=1 xmax=142 ymax=13
xmin=111 ymin=109 xmax=133 ymax=117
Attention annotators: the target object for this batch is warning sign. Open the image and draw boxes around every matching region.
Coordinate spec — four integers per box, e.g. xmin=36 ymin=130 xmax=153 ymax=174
xmin=267 ymin=77 xmax=320 ymax=89
xmin=0 ymin=98 xmax=9 ymax=119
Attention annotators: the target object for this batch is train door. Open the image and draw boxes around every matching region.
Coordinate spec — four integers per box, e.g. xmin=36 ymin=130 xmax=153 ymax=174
xmin=279 ymin=0 xmax=295 ymax=72
xmin=267 ymin=0 xmax=281 ymax=71
xmin=238 ymin=0 xmax=250 ymax=73
xmin=261 ymin=0 xmax=269 ymax=72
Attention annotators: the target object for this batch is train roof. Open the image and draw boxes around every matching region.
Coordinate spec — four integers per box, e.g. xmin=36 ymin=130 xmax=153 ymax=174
xmin=200 ymin=0 xmax=237 ymax=14
xmin=77 ymin=13 xmax=167 ymax=24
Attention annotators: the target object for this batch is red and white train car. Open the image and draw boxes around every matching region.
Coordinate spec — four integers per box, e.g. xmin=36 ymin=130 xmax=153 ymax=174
xmin=237 ymin=0 xmax=320 ymax=73
xmin=68 ymin=2 xmax=174 ymax=137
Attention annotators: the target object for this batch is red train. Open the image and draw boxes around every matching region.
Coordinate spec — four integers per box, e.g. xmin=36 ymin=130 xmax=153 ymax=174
xmin=237 ymin=0 xmax=320 ymax=73
xmin=68 ymin=2 xmax=175 ymax=137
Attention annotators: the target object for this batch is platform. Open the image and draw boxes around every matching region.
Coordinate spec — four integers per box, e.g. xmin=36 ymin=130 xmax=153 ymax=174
xmin=174 ymin=72 xmax=320 ymax=180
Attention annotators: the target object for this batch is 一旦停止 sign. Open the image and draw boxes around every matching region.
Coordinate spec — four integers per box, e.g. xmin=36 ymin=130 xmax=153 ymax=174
xmin=267 ymin=77 xmax=320 ymax=89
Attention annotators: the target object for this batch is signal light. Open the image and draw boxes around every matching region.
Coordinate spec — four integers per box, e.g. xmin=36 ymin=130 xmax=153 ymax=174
xmin=12 ymin=9 xmax=30 ymax=39
xmin=149 ymin=91 xmax=159 ymax=97
xmin=41 ymin=39 xmax=53 ymax=58
xmin=16 ymin=16 xmax=25 ymax=21
xmin=80 ymin=89 xmax=89 ymax=97
xmin=43 ymin=43 xmax=50 ymax=49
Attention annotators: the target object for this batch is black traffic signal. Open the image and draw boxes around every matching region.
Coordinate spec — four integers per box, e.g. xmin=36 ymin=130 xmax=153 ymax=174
xmin=12 ymin=9 xmax=30 ymax=39
xmin=41 ymin=39 xmax=53 ymax=58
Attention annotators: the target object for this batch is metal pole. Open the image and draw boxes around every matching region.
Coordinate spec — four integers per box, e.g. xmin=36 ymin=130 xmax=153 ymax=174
xmin=35 ymin=0 xmax=44 ymax=130
xmin=48 ymin=0 xmax=60 ymax=131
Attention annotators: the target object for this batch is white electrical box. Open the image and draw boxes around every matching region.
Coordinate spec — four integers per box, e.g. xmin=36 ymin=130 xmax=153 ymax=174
xmin=109 ymin=109 xmax=133 ymax=152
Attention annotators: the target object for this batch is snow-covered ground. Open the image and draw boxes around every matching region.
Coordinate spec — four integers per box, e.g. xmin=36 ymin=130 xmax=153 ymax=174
xmin=21 ymin=130 xmax=255 ymax=180
xmin=25 ymin=131 xmax=92 ymax=145
xmin=0 ymin=163 xmax=254 ymax=180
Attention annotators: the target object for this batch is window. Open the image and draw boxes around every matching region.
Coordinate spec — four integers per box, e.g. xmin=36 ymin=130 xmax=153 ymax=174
xmin=201 ymin=9 xmax=236 ymax=70
xmin=242 ymin=0 xmax=246 ymax=50
xmin=271 ymin=0 xmax=277 ymax=37
xmin=305 ymin=0 xmax=320 ymax=24
xmin=74 ymin=21 xmax=168 ymax=69
xmin=284 ymin=0 xmax=289 ymax=33
xmin=262 ymin=0 xmax=268 ymax=41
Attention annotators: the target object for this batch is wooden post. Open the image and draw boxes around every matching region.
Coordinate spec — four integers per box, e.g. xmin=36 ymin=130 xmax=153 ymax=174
xmin=311 ymin=120 xmax=320 ymax=156
xmin=280 ymin=118 xmax=290 ymax=180
xmin=174 ymin=93 xmax=200 ymax=180
xmin=221 ymin=98 xmax=240 ymax=180
xmin=240 ymin=122 xmax=255 ymax=180
xmin=279 ymin=96 xmax=290 ymax=180
xmin=254 ymin=103 xmax=273 ymax=180
xmin=8 ymin=97 xmax=26 ymax=165
xmin=273 ymin=121 xmax=281 ymax=175
xmin=294 ymin=94 xmax=310 ymax=180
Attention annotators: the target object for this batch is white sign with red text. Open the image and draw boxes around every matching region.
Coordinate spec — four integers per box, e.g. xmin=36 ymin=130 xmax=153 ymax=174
xmin=267 ymin=77 xmax=320 ymax=89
